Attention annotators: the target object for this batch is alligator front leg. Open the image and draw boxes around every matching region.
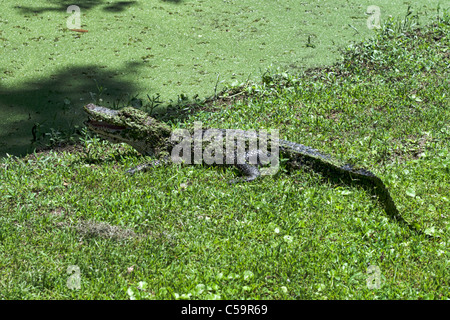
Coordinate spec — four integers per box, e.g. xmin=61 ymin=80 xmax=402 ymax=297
xmin=126 ymin=158 xmax=171 ymax=175
xmin=228 ymin=148 xmax=272 ymax=184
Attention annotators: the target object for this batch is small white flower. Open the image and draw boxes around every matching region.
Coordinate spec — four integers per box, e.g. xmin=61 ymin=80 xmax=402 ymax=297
xmin=243 ymin=270 xmax=254 ymax=281
xmin=127 ymin=287 xmax=136 ymax=300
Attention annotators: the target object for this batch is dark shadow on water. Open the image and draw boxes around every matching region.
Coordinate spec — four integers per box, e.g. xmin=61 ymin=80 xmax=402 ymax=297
xmin=103 ymin=1 xmax=138 ymax=12
xmin=0 ymin=63 xmax=147 ymax=157
xmin=14 ymin=0 xmax=138 ymax=14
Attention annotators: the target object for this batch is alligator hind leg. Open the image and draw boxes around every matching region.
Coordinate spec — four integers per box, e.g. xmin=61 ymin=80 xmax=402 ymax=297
xmin=228 ymin=163 xmax=261 ymax=184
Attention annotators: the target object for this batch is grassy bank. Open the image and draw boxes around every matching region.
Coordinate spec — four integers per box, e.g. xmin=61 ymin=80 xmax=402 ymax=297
xmin=0 ymin=12 xmax=449 ymax=299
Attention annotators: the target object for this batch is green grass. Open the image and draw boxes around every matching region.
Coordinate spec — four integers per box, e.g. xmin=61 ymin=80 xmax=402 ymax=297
xmin=0 ymin=12 xmax=449 ymax=299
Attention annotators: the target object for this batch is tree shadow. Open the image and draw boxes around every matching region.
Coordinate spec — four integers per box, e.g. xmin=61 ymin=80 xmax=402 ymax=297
xmin=103 ymin=1 xmax=138 ymax=12
xmin=0 ymin=62 xmax=148 ymax=157
xmin=14 ymin=0 xmax=138 ymax=14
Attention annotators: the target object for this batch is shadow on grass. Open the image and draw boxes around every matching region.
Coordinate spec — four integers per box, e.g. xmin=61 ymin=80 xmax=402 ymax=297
xmin=0 ymin=63 xmax=146 ymax=157
xmin=14 ymin=1 xmax=138 ymax=14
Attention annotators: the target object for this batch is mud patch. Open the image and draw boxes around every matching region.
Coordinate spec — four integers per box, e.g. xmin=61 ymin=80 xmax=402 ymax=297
xmin=74 ymin=220 xmax=139 ymax=240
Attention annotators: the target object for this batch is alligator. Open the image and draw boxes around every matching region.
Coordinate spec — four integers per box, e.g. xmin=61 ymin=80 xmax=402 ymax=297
xmin=84 ymin=103 xmax=428 ymax=236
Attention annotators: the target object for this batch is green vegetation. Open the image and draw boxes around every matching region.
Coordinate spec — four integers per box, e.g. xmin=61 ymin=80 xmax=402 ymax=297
xmin=0 ymin=9 xmax=449 ymax=299
xmin=0 ymin=0 xmax=445 ymax=156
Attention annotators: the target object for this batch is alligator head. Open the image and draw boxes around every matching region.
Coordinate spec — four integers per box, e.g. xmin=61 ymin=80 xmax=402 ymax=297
xmin=84 ymin=104 xmax=172 ymax=156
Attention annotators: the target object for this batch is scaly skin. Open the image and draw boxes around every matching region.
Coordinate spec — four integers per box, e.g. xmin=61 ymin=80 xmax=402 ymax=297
xmin=84 ymin=103 xmax=430 ymax=237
